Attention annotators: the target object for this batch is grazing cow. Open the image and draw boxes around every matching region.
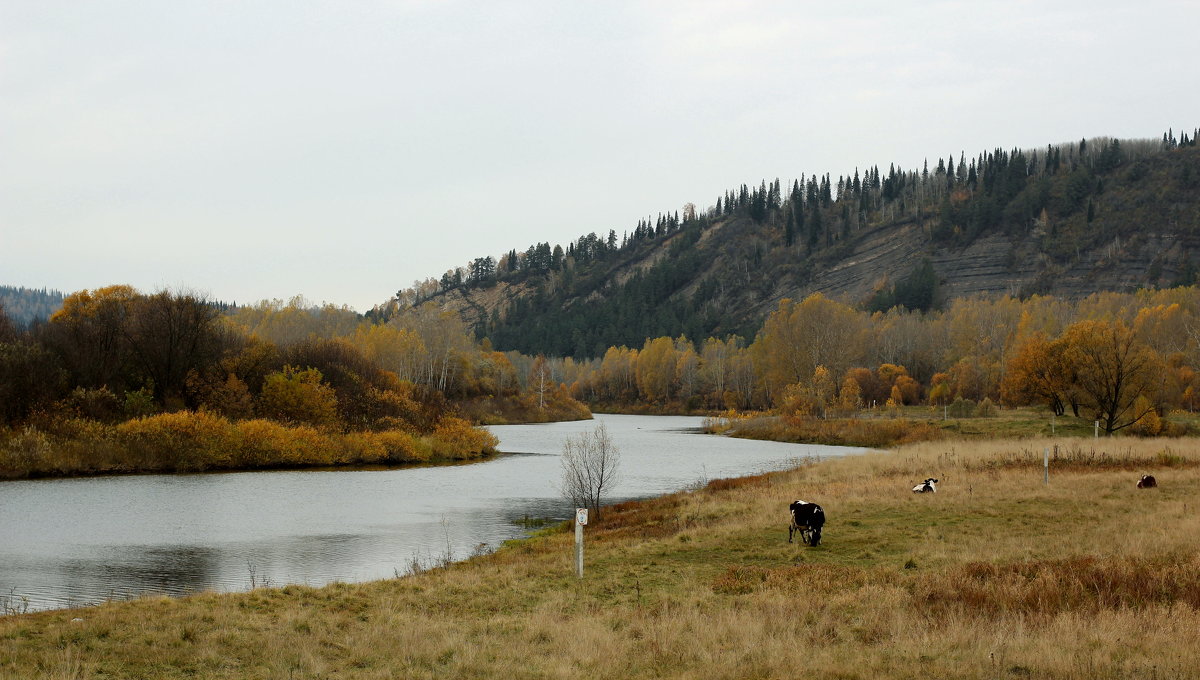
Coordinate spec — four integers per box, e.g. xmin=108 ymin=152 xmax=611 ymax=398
xmin=912 ymin=478 xmax=938 ymax=493
xmin=788 ymin=500 xmax=825 ymax=546
xmin=1137 ymin=474 xmax=1157 ymax=489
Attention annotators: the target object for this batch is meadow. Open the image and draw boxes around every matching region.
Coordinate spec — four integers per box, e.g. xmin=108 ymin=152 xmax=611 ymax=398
xmin=3 ymin=436 xmax=1199 ymax=678
xmin=714 ymin=405 xmax=1200 ymax=448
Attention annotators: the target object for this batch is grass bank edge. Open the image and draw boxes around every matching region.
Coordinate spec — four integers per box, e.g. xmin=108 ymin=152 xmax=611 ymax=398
xmin=0 ymin=410 xmax=499 ymax=480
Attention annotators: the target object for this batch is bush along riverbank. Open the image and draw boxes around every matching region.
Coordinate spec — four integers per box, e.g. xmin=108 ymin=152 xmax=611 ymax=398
xmin=4 ymin=436 xmax=1200 ymax=678
xmin=0 ymin=410 xmax=497 ymax=479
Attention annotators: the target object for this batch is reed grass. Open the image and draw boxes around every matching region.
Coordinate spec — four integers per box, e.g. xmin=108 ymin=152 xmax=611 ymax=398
xmin=723 ymin=413 xmax=946 ymax=447
xmin=0 ymin=412 xmax=496 ymax=479
xmin=719 ymin=405 xmax=1197 ymax=448
xmin=3 ymin=436 xmax=1200 ymax=678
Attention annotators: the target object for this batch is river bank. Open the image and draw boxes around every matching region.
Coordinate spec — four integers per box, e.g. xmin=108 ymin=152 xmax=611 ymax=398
xmin=0 ymin=411 xmax=497 ymax=480
xmin=0 ymin=414 xmax=844 ymax=613
xmin=711 ymin=405 xmax=1200 ymax=448
xmin=4 ymin=435 xmax=1198 ymax=678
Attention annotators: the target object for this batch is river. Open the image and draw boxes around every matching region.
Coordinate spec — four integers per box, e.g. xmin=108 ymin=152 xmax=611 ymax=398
xmin=0 ymin=414 xmax=861 ymax=612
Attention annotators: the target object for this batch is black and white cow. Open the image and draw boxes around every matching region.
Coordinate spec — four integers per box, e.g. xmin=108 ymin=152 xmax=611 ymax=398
xmin=912 ymin=478 xmax=938 ymax=493
xmin=1137 ymin=474 xmax=1157 ymax=489
xmin=788 ymin=500 xmax=825 ymax=546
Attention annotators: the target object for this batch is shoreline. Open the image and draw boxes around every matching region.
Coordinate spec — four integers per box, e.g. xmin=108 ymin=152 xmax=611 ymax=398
xmin=1 ymin=419 xmax=845 ymax=616
xmin=0 ymin=450 xmax=502 ymax=485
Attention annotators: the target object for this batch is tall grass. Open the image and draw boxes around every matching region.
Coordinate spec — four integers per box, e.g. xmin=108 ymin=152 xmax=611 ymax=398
xmin=715 ymin=413 xmax=945 ymax=447
xmin=0 ymin=411 xmax=496 ymax=479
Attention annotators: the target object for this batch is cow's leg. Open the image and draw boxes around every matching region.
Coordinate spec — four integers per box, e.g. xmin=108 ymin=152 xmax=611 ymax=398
xmin=788 ymin=525 xmax=794 ymax=543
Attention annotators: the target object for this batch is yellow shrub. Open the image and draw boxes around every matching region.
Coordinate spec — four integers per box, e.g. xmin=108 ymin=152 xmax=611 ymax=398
xmin=116 ymin=411 xmax=239 ymax=471
xmin=0 ymin=426 xmax=55 ymax=476
xmin=430 ymin=417 xmax=498 ymax=459
xmin=339 ymin=432 xmax=388 ymax=465
xmin=374 ymin=429 xmax=431 ymax=463
xmin=233 ymin=419 xmax=334 ymax=467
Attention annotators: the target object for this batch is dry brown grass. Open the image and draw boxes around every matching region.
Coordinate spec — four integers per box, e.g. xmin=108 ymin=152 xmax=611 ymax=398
xmin=0 ymin=412 xmax=497 ymax=479
xmin=4 ymin=436 xmax=1200 ymax=678
xmin=721 ymin=414 xmax=947 ymax=447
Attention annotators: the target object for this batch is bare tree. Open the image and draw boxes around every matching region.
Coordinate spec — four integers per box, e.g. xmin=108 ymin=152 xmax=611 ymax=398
xmin=529 ymin=355 xmax=551 ymax=409
xmin=560 ymin=424 xmax=621 ymax=520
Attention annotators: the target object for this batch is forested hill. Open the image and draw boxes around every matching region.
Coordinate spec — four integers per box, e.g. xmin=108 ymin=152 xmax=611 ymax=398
xmin=379 ymin=129 xmax=1200 ymax=358
xmin=0 ymin=286 xmax=65 ymax=327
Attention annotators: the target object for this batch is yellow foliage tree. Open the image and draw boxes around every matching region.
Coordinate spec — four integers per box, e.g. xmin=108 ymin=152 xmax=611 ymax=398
xmin=258 ymin=366 xmax=339 ymax=428
xmin=839 ymin=375 xmax=863 ymax=412
xmin=753 ymin=294 xmax=866 ymax=400
xmin=350 ymin=324 xmax=427 ymax=384
xmin=636 ymin=337 xmax=677 ymax=403
xmin=1060 ymin=320 xmax=1161 ymax=434
xmin=1000 ymin=333 xmax=1074 ymax=416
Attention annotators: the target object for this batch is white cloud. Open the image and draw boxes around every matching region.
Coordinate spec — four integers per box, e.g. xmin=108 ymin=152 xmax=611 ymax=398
xmin=2 ymin=0 xmax=1197 ymax=311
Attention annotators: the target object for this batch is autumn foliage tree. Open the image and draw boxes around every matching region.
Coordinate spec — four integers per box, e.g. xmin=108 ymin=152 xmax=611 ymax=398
xmin=1060 ymin=320 xmax=1161 ymax=434
xmin=636 ymin=337 xmax=677 ymax=403
xmin=257 ymin=366 xmax=340 ymax=428
xmin=1001 ymin=333 xmax=1075 ymax=416
xmin=753 ymin=294 xmax=866 ymax=402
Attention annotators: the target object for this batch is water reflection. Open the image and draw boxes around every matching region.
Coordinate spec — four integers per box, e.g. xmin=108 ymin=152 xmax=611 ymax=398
xmin=0 ymin=414 xmax=862 ymax=611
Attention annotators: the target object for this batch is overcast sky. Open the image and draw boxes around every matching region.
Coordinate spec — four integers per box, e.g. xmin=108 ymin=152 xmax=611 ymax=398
xmin=3 ymin=0 xmax=1197 ymax=312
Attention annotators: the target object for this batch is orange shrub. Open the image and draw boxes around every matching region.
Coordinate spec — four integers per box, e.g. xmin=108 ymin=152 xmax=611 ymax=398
xmin=233 ymin=418 xmax=333 ymax=468
xmin=116 ymin=411 xmax=239 ymax=471
xmin=339 ymin=432 xmax=389 ymax=465
xmin=373 ymin=429 xmax=431 ymax=463
xmin=430 ymin=416 xmax=498 ymax=459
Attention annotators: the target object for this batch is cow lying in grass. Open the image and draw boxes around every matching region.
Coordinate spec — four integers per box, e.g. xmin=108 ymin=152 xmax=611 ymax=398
xmin=912 ymin=478 xmax=938 ymax=493
xmin=788 ymin=500 xmax=824 ymax=546
xmin=1137 ymin=474 xmax=1157 ymax=489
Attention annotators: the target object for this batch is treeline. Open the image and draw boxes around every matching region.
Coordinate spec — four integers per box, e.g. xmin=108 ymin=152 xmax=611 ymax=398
xmin=0 ymin=288 xmax=589 ymax=478
xmin=380 ymin=127 xmax=1200 ymax=357
xmin=224 ymin=297 xmax=586 ymax=419
xmin=0 ymin=286 xmax=65 ymax=327
xmin=543 ymin=286 xmax=1200 ymax=435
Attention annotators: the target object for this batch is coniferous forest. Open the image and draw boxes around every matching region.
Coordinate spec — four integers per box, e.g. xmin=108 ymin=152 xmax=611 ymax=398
xmin=381 ymin=129 xmax=1200 ymax=359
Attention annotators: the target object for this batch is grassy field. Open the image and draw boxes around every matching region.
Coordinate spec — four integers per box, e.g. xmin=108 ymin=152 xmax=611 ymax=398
xmin=719 ymin=405 xmax=1200 ymax=447
xmin=4 ymin=436 xmax=1200 ymax=678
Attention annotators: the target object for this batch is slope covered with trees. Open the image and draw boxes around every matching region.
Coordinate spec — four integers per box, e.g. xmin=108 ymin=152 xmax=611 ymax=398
xmin=383 ymin=128 xmax=1200 ymax=358
xmin=0 ymin=286 xmax=65 ymax=327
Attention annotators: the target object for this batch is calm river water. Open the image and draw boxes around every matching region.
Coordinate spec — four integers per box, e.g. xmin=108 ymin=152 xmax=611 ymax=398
xmin=0 ymin=414 xmax=861 ymax=612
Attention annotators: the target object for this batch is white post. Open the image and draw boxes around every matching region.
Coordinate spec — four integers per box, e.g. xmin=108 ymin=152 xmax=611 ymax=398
xmin=1043 ymin=447 xmax=1049 ymax=485
xmin=575 ymin=508 xmax=588 ymax=578
xmin=1095 ymin=420 xmax=1099 ymax=438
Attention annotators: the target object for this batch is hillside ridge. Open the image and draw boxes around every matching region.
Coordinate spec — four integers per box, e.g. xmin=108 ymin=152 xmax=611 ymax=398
xmin=384 ymin=133 xmax=1200 ymax=357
